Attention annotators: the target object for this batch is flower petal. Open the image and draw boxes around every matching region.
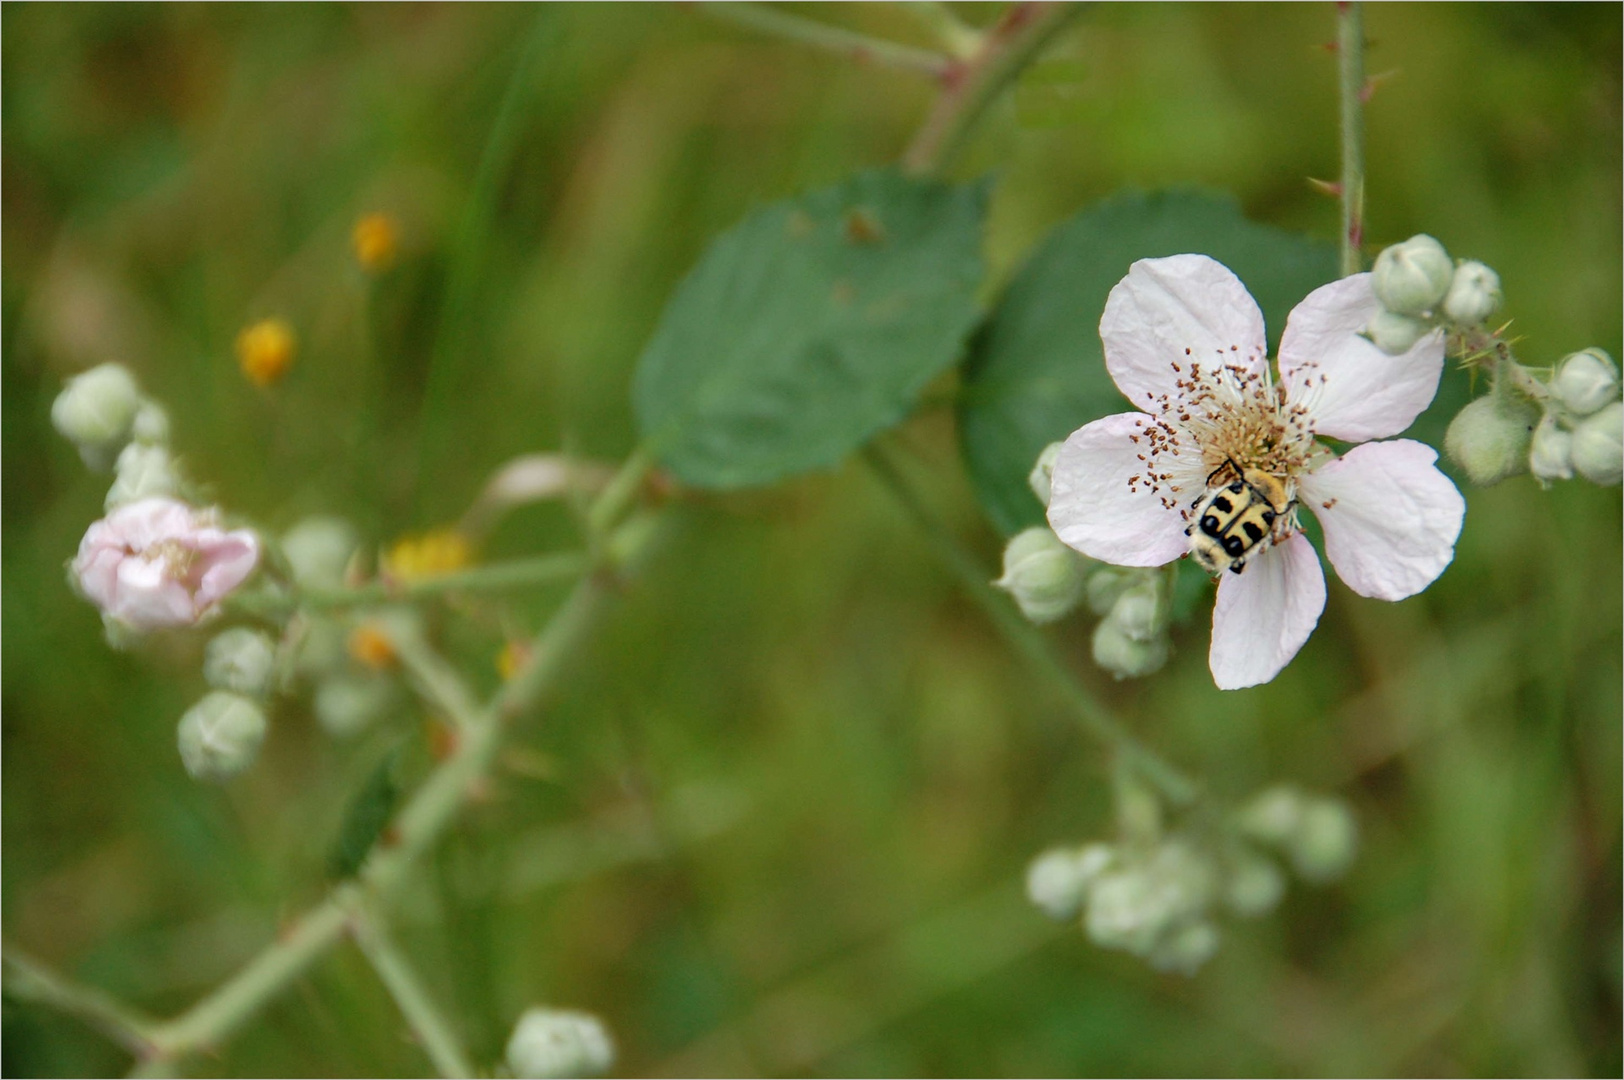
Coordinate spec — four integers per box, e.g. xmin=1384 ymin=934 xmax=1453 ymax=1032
xmin=1278 ymin=273 xmax=1446 ymax=441
xmin=1209 ymin=532 xmax=1325 ymax=690
xmin=1101 ymin=255 xmax=1269 ymax=411
xmin=194 ymin=530 xmax=261 ymax=609
xmin=1047 ymin=413 xmax=1205 ymax=567
xmin=1298 ymin=439 xmax=1464 ymax=601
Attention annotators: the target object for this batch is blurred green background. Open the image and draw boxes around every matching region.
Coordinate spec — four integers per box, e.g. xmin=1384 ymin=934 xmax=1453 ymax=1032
xmin=4 ymin=3 xmax=1620 ymax=1076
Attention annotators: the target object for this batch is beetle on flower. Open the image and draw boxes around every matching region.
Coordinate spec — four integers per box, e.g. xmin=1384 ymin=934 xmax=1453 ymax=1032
xmin=1047 ymin=254 xmax=1466 ymax=689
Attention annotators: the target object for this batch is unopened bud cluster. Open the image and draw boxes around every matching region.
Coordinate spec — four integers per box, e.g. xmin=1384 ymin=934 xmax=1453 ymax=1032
xmin=1365 ymin=235 xmax=1500 ymax=354
xmin=52 ymin=362 xmax=185 ymax=501
xmin=1027 ymin=783 xmax=1358 ymax=975
xmin=994 ymin=444 xmax=1174 ymax=679
xmin=505 ymin=1006 xmax=615 ymax=1079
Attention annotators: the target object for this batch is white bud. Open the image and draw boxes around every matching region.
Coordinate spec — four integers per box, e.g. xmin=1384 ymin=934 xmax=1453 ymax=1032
xmin=1445 ymin=394 xmax=1536 ymax=486
xmin=177 ymin=691 xmax=267 ymax=781
xmin=1027 ymin=441 xmax=1064 ymax=506
xmin=505 ymin=1007 xmax=615 ymax=1080
xmin=1552 ymin=348 xmax=1621 ymax=418
xmin=314 ymin=675 xmax=395 ymax=738
xmin=104 ymin=442 xmax=180 ymax=510
xmin=1083 ymin=565 xmax=1135 ymax=616
xmin=1570 ymin=401 xmax=1623 ymax=486
xmin=1026 ymin=843 xmax=1114 ymax=921
xmin=1223 ymin=850 xmax=1286 ymax=918
xmin=993 ymin=527 xmax=1087 ymax=624
xmin=1084 ymin=841 xmax=1213 ymax=957
xmin=1091 ymin=616 xmax=1170 ymax=680
xmin=1145 ymin=919 xmax=1220 ymax=976
xmin=1440 ymin=260 xmax=1502 ymax=326
xmin=131 ymin=401 xmax=171 ymax=445
xmin=1236 ymin=785 xmax=1303 ymax=847
xmin=51 ymin=363 xmax=142 ymax=463
xmin=1365 ymin=310 xmax=1430 ymax=355
xmin=1287 ymin=798 xmax=1359 ymax=883
xmin=1528 ymin=414 xmax=1574 ymax=487
xmin=281 ymin=517 xmax=359 ymax=590
xmin=203 ymin=628 xmax=278 ymax=698
xmin=1371 ymin=235 xmax=1453 ymax=316
xmin=1107 ymin=581 xmax=1164 ymax=643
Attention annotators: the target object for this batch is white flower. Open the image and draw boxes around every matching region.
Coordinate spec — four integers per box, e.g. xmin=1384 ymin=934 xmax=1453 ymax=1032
xmin=72 ymin=497 xmax=260 ymax=629
xmin=1047 ymin=255 xmax=1465 ymax=689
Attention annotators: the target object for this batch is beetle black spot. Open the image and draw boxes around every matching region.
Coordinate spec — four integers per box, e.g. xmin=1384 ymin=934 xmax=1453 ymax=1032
xmin=1242 ymin=521 xmax=1265 ymax=542
xmin=1200 ymin=515 xmax=1222 ymax=536
xmin=1228 ymin=482 xmax=1244 ymax=494
xmin=1223 ymin=535 xmax=1245 ymax=556
xmin=1261 ymin=509 xmax=1275 ymax=524
xmin=1211 ymin=495 xmax=1233 ymax=514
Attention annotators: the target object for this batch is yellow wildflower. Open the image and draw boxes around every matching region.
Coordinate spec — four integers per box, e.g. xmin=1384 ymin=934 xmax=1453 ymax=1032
xmin=347 ymin=623 xmax=397 ymax=670
xmin=383 ymin=528 xmax=472 ymax=583
xmin=352 ymin=213 xmax=399 ymax=273
xmin=236 ymin=318 xmax=296 ymax=387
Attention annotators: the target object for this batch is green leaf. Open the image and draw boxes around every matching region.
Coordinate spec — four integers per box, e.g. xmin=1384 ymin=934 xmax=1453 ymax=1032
xmin=328 ymin=747 xmax=402 ymax=881
xmin=634 ymin=169 xmax=988 ymax=489
xmin=959 ymin=190 xmax=1338 ymax=536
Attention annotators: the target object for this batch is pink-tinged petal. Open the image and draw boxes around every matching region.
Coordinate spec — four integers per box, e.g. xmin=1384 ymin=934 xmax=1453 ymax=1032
xmin=1278 ymin=274 xmax=1446 ymax=441
xmin=1047 ymin=413 xmax=1205 ymax=567
xmin=1298 ymin=439 xmax=1464 ymax=601
xmin=112 ymin=497 xmax=200 ymax=549
xmin=73 ymin=546 xmax=123 ymax=608
xmin=113 ymin=557 xmax=196 ymax=626
xmin=1101 ymin=254 xmax=1269 ymax=411
xmin=194 ymin=530 xmax=261 ymax=608
xmin=1209 ymin=532 xmax=1326 ymax=690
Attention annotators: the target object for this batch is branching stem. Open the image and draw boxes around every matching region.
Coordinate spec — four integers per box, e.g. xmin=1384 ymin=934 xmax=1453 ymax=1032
xmin=696 ymin=2 xmax=952 ymax=77
xmin=2 ymin=947 xmax=158 ymax=1059
xmin=1337 ymin=1 xmax=1366 ymax=276
xmin=351 ymin=910 xmax=475 ymax=1079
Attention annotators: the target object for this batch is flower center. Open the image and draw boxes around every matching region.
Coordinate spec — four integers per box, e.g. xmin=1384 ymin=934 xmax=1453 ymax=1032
xmin=1126 ymin=354 xmax=1317 ymax=516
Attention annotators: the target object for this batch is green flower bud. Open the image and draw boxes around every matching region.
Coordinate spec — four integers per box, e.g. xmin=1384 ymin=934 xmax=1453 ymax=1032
xmin=1108 ymin=580 xmax=1165 ymax=643
xmin=1440 ymin=260 xmax=1502 ymax=326
xmin=1084 ymin=841 xmax=1214 ymax=957
xmin=993 ymin=527 xmax=1087 ymax=624
xmin=1028 ymin=441 xmax=1064 ymax=506
xmin=204 ymin=628 xmax=278 ymax=698
xmin=1287 ymin=798 xmax=1359 ymax=883
xmin=1371 ymin=235 xmax=1453 ymax=316
xmin=177 ymin=691 xmax=268 ymax=781
xmin=1528 ymin=414 xmax=1574 ymax=487
xmin=51 ymin=363 xmax=142 ymax=464
xmin=1445 ymin=394 xmax=1537 ymax=485
xmin=1084 ymin=565 xmax=1136 ymax=616
xmin=104 ymin=442 xmax=180 ymax=510
xmin=1223 ymin=849 xmax=1286 ymax=918
xmin=1365 ymin=309 xmax=1430 ymax=355
xmin=1145 ymin=919 xmax=1220 ymax=976
xmin=1091 ymin=616 xmax=1170 ymax=680
xmin=314 ymin=675 xmax=396 ymax=738
xmin=506 ymin=1007 xmax=615 ymax=1080
xmin=1570 ymin=401 xmax=1623 ymax=486
xmin=1235 ymin=785 xmax=1303 ymax=847
xmin=1552 ymin=348 xmax=1620 ymax=418
xmin=131 ymin=401 xmax=171 ymax=445
xmin=281 ymin=517 xmax=359 ymax=591
xmin=1026 ymin=843 xmax=1115 ymax=921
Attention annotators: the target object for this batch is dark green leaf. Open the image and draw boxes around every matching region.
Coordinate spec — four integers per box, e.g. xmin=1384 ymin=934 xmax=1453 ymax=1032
xmin=328 ymin=747 xmax=402 ymax=881
xmin=959 ymin=190 xmax=1338 ymax=536
xmin=634 ymin=169 xmax=988 ymax=489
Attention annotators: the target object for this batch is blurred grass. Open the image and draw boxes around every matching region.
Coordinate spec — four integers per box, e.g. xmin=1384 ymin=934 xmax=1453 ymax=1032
xmin=3 ymin=3 xmax=1619 ymax=1076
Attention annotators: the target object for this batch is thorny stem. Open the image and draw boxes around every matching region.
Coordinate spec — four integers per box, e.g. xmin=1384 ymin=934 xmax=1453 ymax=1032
xmin=93 ymin=457 xmax=664 ymax=1071
xmin=863 ymin=444 xmax=1199 ymax=806
xmin=351 ymin=910 xmax=476 ymax=1079
xmin=697 ymin=2 xmax=952 ymax=77
xmin=903 ymin=2 xmax=985 ymax=59
xmin=2 ymin=947 xmax=158 ymax=1058
xmin=902 ymin=2 xmax=1083 ymax=176
xmin=1337 ymin=1 xmax=1365 ymax=276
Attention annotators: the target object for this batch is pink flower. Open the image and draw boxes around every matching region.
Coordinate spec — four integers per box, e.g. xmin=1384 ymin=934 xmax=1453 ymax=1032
xmin=1048 ymin=255 xmax=1465 ymax=690
xmin=72 ymin=497 xmax=260 ymax=629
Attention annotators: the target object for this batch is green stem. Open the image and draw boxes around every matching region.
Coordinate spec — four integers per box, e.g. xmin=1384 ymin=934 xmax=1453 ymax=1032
xmin=901 ymin=2 xmax=1082 ymax=176
xmin=585 ymin=445 xmax=655 ymax=543
xmin=381 ymin=619 xmax=484 ymax=728
xmin=299 ymin=552 xmax=589 ymax=612
xmin=351 ymin=912 xmax=475 ymax=1079
xmin=1337 ymin=1 xmax=1365 ymax=276
xmin=2 ymin=947 xmax=157 ymax=1059
xmin=697 ymin=2 xmax=951 ymax=77
xmin=863 ymin=444 xmax=1197 ymax=806
xmin=902 ymin=2 xmax=984 ymax=59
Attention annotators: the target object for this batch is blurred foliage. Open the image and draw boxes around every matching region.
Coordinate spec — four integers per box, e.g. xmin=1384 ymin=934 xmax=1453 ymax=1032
xmin=3 ymin=3 xmax=1619 ymax=1077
